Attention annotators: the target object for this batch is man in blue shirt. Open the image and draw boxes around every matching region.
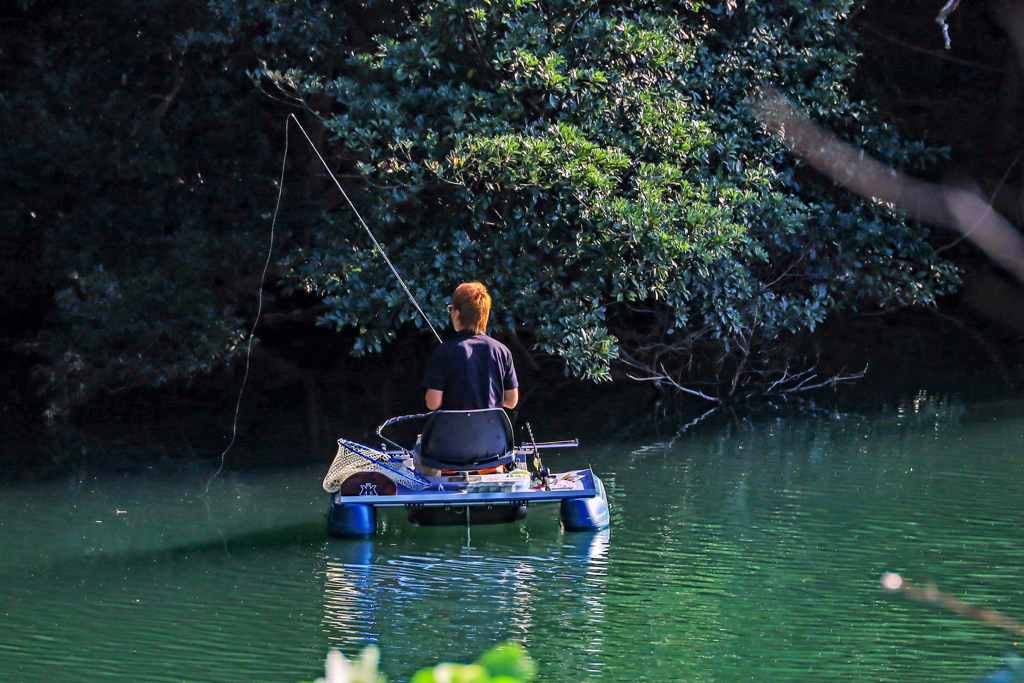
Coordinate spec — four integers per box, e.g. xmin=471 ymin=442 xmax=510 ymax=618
xmin=422 ymin=282 xmax=519 ymax=412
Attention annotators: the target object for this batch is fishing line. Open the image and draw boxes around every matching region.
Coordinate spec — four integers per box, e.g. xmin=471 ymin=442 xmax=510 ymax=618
xmin=203 ymin=114 xmax=442 ymax=493
xmin=201 ymin=115 xmax=288 ymax=496
xmin=288 ymin=113 xmax=443 ymax=344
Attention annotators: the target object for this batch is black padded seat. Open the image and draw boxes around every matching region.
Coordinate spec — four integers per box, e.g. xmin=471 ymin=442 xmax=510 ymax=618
xmin=416 ymin=408 xmax=515 ymax=471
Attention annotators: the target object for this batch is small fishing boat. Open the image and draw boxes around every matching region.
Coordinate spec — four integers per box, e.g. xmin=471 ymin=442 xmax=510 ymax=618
xmin=323 ymin=408 xmax=610 ymax=538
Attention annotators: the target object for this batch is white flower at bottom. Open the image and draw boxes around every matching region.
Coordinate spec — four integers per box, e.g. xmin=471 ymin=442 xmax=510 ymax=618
xmin=315 ymin=646 xmax=384 ymax=683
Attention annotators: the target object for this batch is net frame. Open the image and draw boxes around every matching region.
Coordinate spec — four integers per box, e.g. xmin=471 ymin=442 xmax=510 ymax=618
xmin=323 ymin=439 xmax=431 ymax=493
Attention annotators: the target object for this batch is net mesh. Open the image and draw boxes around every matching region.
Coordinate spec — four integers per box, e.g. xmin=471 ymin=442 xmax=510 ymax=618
xmin=323 ymin=440 xmax=431 ymax=493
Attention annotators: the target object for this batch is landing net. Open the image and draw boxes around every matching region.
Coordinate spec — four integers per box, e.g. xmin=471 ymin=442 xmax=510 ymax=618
xmin=323 ymin=439 xmax=431 ymax=492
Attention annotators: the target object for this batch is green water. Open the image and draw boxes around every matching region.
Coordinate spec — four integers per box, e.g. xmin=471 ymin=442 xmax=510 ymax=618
xmin=3 ymin=393 xmax=1024 ymax=682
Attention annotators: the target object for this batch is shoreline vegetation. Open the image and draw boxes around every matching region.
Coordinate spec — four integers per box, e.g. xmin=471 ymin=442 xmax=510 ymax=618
xmin=4 ymin=1 xmax=1024 ymax=476
xmin=2 ymin=305 xmax=1020 ymax=485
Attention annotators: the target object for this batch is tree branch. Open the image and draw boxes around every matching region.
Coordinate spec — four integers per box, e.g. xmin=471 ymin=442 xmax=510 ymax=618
xmin=750 ymin=86 xmax=1024 ymax=285
xmin=936 ymin=0 xmax=963 ymax=49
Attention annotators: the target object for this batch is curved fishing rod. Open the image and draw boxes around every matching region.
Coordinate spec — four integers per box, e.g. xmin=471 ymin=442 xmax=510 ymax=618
xmin=288 ymin=114 xmax=443 ymax=344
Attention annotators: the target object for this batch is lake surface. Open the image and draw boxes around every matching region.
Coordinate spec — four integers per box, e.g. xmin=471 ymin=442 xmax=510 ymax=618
xmin=3 ymin=392 xmax=1024 ymax=682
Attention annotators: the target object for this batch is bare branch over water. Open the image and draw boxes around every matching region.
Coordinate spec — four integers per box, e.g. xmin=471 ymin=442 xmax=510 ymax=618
xmin=750 ymin=86 xmax=1024 ymax=285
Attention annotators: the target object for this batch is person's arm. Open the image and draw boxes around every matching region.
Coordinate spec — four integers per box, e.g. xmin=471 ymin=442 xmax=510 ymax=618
xmin=503 ymin=388 xmax=518 ymax=409
xmin=425 ymin=389 xmax=443 ymax=411
xmin=423 ymin=345 xmax=444 ymax=411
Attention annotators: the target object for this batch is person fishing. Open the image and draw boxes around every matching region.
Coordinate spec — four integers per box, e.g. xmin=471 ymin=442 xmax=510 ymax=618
xmin=422 ymin=282 xmax=519 ymax=412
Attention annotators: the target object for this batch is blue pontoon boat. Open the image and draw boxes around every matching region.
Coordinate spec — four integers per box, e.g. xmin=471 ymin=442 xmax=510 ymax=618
xmin=323 ymin=408 xmax=610 ymax=538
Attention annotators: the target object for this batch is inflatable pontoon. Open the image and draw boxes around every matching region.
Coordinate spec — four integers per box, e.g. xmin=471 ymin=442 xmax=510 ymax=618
xmin=323 ymin=408 xmax=610 ymax=538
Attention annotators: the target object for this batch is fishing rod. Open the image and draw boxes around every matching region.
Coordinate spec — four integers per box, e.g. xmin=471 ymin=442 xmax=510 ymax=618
xmin=287 ymin=113 xmax=443 ymax=344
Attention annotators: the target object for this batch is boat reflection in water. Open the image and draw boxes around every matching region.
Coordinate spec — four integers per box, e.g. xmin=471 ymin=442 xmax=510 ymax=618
xmin=319 ymin=521 xmax=610 ymax=679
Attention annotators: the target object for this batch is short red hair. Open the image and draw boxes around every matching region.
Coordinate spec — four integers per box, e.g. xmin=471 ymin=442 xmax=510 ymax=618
xmin=451 ymin=282 xmax=490 ymax=334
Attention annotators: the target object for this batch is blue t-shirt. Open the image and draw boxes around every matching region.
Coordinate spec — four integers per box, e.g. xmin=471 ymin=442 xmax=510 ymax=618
xmin=422 ymin=331 xmax=518 ymax=410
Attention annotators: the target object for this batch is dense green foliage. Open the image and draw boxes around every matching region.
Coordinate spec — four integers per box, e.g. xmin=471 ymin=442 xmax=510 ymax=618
xmin=1 ymin=0 xmax=958 ymax=417
xmin=277 ymin=0 xmax=957 ymax=397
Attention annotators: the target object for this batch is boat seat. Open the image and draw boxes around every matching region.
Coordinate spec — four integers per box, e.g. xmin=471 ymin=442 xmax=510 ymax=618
xmin=416 ymin=408 xmax=515 ymax=472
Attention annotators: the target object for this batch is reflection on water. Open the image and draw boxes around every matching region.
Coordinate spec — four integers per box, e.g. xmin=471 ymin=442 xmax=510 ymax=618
xmin=2 ymin=393 xmax=1024 ymax=682
xmin=320 ymin=527 xmax=611 ymax=678
xmin=321 ymin=539 xmax=534 ymax=651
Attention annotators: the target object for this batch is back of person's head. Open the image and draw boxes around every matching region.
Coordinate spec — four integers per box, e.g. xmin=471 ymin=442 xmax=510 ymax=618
xmin=451 ymin=282 xmax=490 ymax=334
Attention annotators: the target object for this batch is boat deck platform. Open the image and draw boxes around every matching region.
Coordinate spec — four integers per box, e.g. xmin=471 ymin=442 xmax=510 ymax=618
xmin=331 ymin=467 xmax=600 ymax=507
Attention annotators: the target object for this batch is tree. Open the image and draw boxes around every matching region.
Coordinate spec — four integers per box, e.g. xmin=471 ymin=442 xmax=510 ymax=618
xmin=273 ymin=0 xmax=957 ymax=401
xmin=0 ymin=0 xmax=351 ymax=417
xmin=1 ymin=0 xmax=959 ymax=419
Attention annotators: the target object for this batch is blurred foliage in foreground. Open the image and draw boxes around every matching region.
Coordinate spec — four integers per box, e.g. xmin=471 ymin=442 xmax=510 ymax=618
xmin=303 ymin=643 xmax=535 ymax=683
xmin=1 ymin=0 xmax=958 ymax=419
